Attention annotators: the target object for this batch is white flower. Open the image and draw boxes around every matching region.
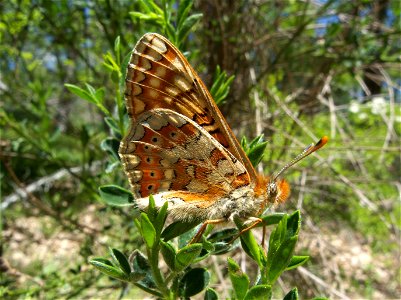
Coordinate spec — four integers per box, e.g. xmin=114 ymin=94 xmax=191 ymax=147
xmin=349 ymin=101 xmax=360 ymax=113
xmin=358 ymin=112 xmax=368 ymax=120
xmin=370 ymin=97 xmax=387 ymax=115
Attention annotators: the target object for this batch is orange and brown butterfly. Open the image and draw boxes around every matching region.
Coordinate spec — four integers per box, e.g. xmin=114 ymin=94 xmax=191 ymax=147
xmin=119 ymin=33 xmax=328 ymax=242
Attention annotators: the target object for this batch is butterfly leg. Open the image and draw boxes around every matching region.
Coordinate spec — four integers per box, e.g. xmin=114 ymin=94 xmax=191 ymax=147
xmin=262 ymin=224 xmax=267 ymax=249
xmin=189 ymin=218 xmax=226 ymax=244
xmin=228 ymin=217 xmax=263 ymax=244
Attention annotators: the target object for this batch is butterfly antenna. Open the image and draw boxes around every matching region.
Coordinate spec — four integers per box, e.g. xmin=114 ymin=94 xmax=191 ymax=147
xmin=272 ymin=136 xmax=328 ymax=181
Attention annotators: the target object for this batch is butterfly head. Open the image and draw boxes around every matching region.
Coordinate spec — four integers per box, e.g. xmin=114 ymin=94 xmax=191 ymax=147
xmin=266 ymin=178 xmax=290 ymax=203
xmin=265 ymin=136 xmax=328 ymax=204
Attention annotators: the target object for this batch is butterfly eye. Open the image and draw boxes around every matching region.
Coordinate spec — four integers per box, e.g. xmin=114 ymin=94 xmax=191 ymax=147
xmin=267 ymin=181 xmax=278 ymax=199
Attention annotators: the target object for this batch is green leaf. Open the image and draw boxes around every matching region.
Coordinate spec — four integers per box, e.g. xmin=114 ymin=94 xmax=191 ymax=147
xmin=85 ymin=83 xmax=96 ymax=95
xmin=140 ymin=213 xmax=156 ymax=248
xmin=109 ymin=248 xmax=131 ymax=275
xmin=227 ymin=257 xmax=249 ymax=300
xmin=98 ymin=185 xmax=135 ymax=207
xmin=268 ymin=236 xmax=297 ymax=283
xmin=283 ymin=288 xmax=299 ymax=300
xmin=178 ymin=224 xmax=203 ymax=248
xmin=204 ymin=288 xmax=219 ymax=300
xmin=89 ymin=258 xmax=127 ymax=281
xmin=265 ymin=213 xmax=302 ymax=283
xmin=178 ymin=13 xmax=203 ymax=42
xmin=154 ymin=201 xmax=168 ymax=234
xmin=211 ymin=241 xmax=238 ymax=255
xmin=105 ymin=161 xmax=120 ymax=174
xmin=146 ymin=194 xmax=158 ymax=222
xmin=207 ymin=228 xmax=238 ymax=243
xmin=131 ymin=250 xmax=157 ymax=289
xmin=243 ymin=135 xmax=268 ymax=167
xmin=65 ymin=83 xmax=95 ymax=104
xmin=162 ymin=219 xmax=201 ymax=241
xmin=94 ymin=87 xmax=105 ymax=103
xmin=210 ymin=66 xmax=235 ymax=105
xmin=120 ymin=52 xmax=132 ymax=92
xmin=100 ymin=137 xmax=120 ymax=160
xmin=286 ymin=210 xmax=301 ymax=237
xmin=114 ymin=35 xmax=121 ymax=63
xmin=90 ymin=258 xmax=113 ymax=266
xmin=130 ymin=11 xmax=162 ymax=22
xmin=286 ymin=256 xmax=309 ymax=270
xmin=175 ymin=243 xmax=203 ymax=271
xmin=248 ymin=135 xmax=265 ymax=148
xmin=179 ymin=268 xmax=210 ymax=298
xmin=143 ymin=0 xmax=163 ymax=15
xmin=201 ymin=238 xmax=215 ymax=253
xmin=259 ymin=213 xmax=286 ymax=226
xmin=241 ymin=136 xmax=250 ymax=152
xmin=268 ymin=215 xmax=288 ymax=256
xmin=160 ymin=240 xmax=176 ymax=271
xmin=80 ymin=124 xmax=90 ymax=147
xmin=128 ymin=271 xmax=146 ymax=282
xmin=177 ymin=0 xmax=192 ymax=29
xmin=235 ymin=218 xmax=264 ymax=266
xmin=243 ymin=285 xmax=272 ymax=300
xmin=104 ymin=117 xmax=121 ymax=139
xmin=246 ymin=141 xmax=268 ymax=167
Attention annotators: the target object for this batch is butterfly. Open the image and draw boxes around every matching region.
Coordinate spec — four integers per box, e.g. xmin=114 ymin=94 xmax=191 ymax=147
xmin=119 ymin=33 xmax=328 ymax=242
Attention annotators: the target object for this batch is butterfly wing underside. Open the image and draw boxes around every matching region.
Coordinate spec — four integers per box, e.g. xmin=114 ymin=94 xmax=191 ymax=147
xmin=119 ymin=33 xmax=257 ymax=211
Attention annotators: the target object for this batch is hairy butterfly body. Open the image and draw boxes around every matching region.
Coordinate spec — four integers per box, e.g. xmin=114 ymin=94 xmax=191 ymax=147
xmin=119 ymin=33 xmax=327 ymax=240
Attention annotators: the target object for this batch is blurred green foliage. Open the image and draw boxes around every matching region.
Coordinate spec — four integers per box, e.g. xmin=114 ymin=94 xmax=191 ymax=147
xmin=1 ymin=0 xmax=400 ymax=299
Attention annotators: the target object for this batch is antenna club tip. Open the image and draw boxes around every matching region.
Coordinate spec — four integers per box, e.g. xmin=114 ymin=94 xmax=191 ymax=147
xmin=320 ymin=135 xmax=329 ymax=144
xmin=315 ymin=136 xmax=329 ymax=150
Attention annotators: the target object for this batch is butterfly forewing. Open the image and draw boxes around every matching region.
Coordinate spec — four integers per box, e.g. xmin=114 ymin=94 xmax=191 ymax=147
xmin=120 ymin=33 xmax=259 ymax=203
xmin=123 ymin=33 xmax=257 ymax=180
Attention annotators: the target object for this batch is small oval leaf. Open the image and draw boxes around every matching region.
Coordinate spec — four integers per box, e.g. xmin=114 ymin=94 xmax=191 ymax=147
xmin=283 ymin=287 xmax=299 ymax=300
xmin=244 ymin=285 xmax=272 ymax=300
xmin=162 ymin=220 xmax=201 ymax=241
xmin=89 ymin=258 xmax=127 ymax=281
xmin=160 ymin=241 xmax=176 ymax=271
xmin=98 ymin=185 xmax=135 ymax=207
xmin=286 ymin=256 xmax=309 ymax=271
xmin=109 ymin=248 xmax=131 ymax=275
xmin=140 ymin=213 xmax=156 ymax=248
xmin=204 ymin=288 xmax=218 ymax=300
xmin=179 ymin=268 xmax=210 ymax=298
xmin=175 ymin=243 xmax=203 ymax=271
xmin=227 ymin=257 xmax=249 ymax=300
xmin=268 ymin=236 xmax=298 ymax=283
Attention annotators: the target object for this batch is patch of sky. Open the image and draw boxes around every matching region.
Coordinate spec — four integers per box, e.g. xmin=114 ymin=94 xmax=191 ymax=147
xmin=315 ymin=14 xmax=340 ymax=37
xmin=43 ymin=53 xmax=57 ymax=72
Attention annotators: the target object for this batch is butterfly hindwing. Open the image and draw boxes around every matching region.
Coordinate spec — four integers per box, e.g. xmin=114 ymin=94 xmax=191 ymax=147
xmin=119 ymin=109 xmax=249 ymax=200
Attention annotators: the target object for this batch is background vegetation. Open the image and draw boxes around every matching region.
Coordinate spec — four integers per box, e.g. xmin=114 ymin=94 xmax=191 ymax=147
xmin=1 ymin=0 xmax=400 ymax=299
